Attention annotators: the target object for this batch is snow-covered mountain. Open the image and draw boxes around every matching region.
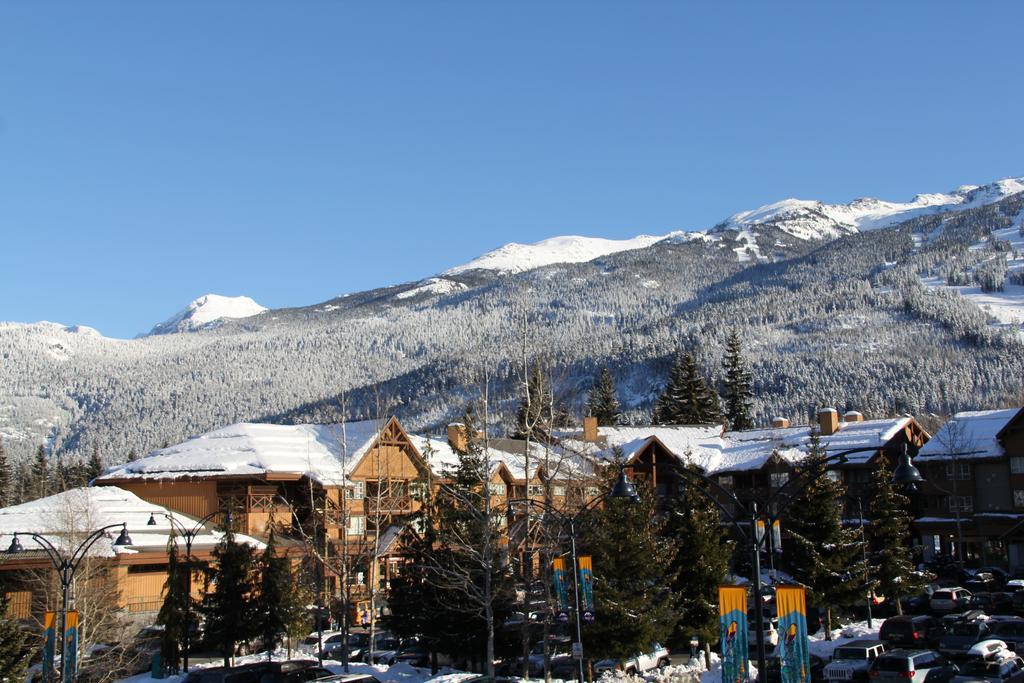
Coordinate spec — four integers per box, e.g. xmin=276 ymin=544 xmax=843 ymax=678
xmin=710 ymin=177 xmax=1024 ymax=241
xmin=147 ymin=294 xmax=267 ymax=336
xmin=444 ymin=233 xmax=674 ymax=275
xmin=443 ymin=177 xmax=1024 ymax=275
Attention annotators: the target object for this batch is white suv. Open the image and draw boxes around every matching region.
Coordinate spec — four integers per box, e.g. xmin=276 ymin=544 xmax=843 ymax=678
xmin=594 ymin=643 xmax=670 ymax=675
xmin=930 ymin=588 xmax=972 ymax=613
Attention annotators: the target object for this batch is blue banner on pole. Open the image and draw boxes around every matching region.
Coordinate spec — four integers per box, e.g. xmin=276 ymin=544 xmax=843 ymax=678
xmin=719 ymin=586 xmax=749 ymax=683
xmin=42 ymin=612 xmax=55 ymax=682
xmin=552 ymin=558 xmax=569 ymax=612
xmin=63 ymin=611 xmax=78 ymax=683
xmin=776 ymin=587 xmax=811 ymax=683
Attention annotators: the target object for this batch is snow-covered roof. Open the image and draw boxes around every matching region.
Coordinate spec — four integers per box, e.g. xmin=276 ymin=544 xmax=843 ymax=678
xmin=917 ymin=409 xmax=1022 ymax=461
xmin=557 ymin=417 xmax=914 ymax=474
xmin=0 ymin=486 xmax=262 ymax=560
xmin=409 ymin=434 xmax=596 ymax=481
xmin=98 ymin=421 xmax=389 ymax=486
xmin=407 ymin=434 xmax=463 ymax=477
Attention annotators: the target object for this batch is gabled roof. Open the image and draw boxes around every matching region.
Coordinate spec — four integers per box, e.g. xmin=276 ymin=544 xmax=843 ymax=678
xmin=917 ymin=408 xmax=1022 ymax=461
xmin=557 ymin=417 xmax=917 ymax=474
xmin=0 ymin=486 xmax=262 ymax=559
xmin=98 ymin=421 xmax=390 ymax=486
xmin=409 ymin=434 xmax=597 ymax=482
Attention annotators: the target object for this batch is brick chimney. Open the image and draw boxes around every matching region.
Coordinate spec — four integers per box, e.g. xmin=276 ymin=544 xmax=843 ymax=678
xmin=843 ymin=410 xmax=864 ymax=423
xmin=817 ymin=408 xmax=839 ymax=436
xmin=583 ymin=416 xmax=599 ymax=442
xmin=772 ymin=417 xmax=790 ymax=429
xmin=447 ymin=423 xmax=467 ymax=453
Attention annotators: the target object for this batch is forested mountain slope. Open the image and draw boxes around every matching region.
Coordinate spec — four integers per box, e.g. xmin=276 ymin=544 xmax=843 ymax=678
xmin=2 ymin=180 xmax=1022 ymax=465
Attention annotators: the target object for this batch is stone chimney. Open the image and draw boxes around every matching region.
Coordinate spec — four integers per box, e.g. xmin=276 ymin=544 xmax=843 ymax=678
xmin=583 ymin=416 xmax=599 ymax=442
xmin=843 ymin=410 xmax=864 ymax=423
xmin=772 ymin=417 xmax=790 ymax=429
xmin=817 ymin=408 xmax=839 ymax=436
xmin=447 ymin=423 xmax=467 ymax=453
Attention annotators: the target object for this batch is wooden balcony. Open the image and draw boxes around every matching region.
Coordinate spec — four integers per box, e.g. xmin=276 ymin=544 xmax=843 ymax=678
xmin=366 ymin=495 xmax=414 ymax=516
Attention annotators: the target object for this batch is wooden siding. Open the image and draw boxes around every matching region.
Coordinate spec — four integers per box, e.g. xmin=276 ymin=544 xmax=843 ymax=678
xmin=113 ymin=480 xmax=220 ymax=519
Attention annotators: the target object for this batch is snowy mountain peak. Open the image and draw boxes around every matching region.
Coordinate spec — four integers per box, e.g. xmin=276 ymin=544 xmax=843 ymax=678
xmin=444 ymin=234 xmax=671 ymax=275
xmin=148 ymin=294 xmax=267 ymax=336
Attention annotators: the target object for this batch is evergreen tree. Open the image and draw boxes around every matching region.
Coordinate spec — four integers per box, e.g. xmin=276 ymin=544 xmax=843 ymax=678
xmin=85 ymin=447 xmax=104 ymax=483
xmin=29 ymin=446 xmax=48 ymax=501
xmin=255 ymin=531 xmax=305 ymax=659
xmin=664 ymin=462 xmax=732 ymax=668
xmin=653 ymin=352 xmax=722 ymax=425
xmin=868 ymin=454 xmax=930 ymax=615
xmin=721 ymin=330 xmax=755 ymax=431
xmin=157 ymin=535 xmax=189 ymax=673
xmin=783 ymin=433 xmax=867 ymax=638
xmin=587 ymin=367 xmax=621 ymax=426
xmin=0 ymin=596 xmax=28 ymax=683
xmin=578 ymin=472 xmax=679 ymax=660
xmin=127 ymin=449 xmax=139 ymax=462
xmin=200 ymin=522 xmax=260 ymax=666
xmin=0 ymin=439 xmax=10 ymax=508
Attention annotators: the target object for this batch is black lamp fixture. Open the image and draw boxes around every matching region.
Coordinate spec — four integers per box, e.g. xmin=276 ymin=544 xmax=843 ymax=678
xmin=609 ymin=465 xmax=640 ymax=502
xmin=114 ymin=523 xmax=133 ymax=546
xmin=892 ymin=445 xmax=925 ymax=491
xmin=147 ymin=513 xmax=157 ymax=526
xmin=6 ymin=534 xmax=23 ymax=554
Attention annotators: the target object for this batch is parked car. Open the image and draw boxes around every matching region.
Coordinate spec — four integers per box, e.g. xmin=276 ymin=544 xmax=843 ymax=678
xmin=971 ymin=594 xmax=1016 ymax=616
xmin=1012 ymin=593 xmax=1024 ymax=617
xmin=989 ymin=622 xmax=1024 ymax=652
xmin=766 ymin=653 xmax=827 ymax=683
xmin=904 ymin=587 xmax=939 ymax=615
xmin=393 ymin=639 xmax=431 ymax=668
xmin=313 ymin=676 xmax=382 ymax=683
xmin=300 ymin=631 xmax=348 ymax=656
xmin=950 ymin=641 xmax=1024 ymax=683
xmin=880 ymin=616 xmax=944 ymax=649
xmin=749 ymin=615 xmax=780 ymax=650
xmin=593 ymin=643 xmax=670 ymax=675
xmin=324 ymin=631 xmax=395 ymax=662
xmin=968 ymin=575 xmax=1005 ymax=595
xmin=933 ymin=589 xmax=974 ymax=614
xmin=867 ymin=650 xmax=959 ymax=683
xmin=184 ymin=661 xmax=330 ymax=683
xmin=823 ymin=639 xmax=887 ymax=683
xmin=939 ymin=621 xmax=994 ymax=661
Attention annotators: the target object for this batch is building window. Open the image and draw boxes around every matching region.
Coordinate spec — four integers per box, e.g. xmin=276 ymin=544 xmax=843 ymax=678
xmin=719 ymin=475 xmax=734 ymax=489
xmin=826 ymin=470 xmax=841 ymax=482
xmin=585 ymin=486 xmax=601 ymax=497
xmin=945 ymin=462 xmax=971 ymax=480
xmin=347 ymin=515 xmax=366 ymax=535
xmin=553 ymin=485 xmax=566 ymax=497
xmin=410 ymin=482 xmax=428 ymax=500
xmin=127 ymin=563 xmax=168 ymax=574
xmin=1012 ymin=458 xmax=1024 ymax=475
xmin=770 ymin=472 xmax=789 ymax=488
xmin=488 ymin=483 xmax=506 ymax=496
xmin=527 ymin=485 xmax=544 ymax=496
xmin=1015 ymin=490 xmax=1024 ymax=509
xmin=947 ymin=496 xmax=974 ymax=513
xmin=347 ymin=481 xmax=365 ymax=500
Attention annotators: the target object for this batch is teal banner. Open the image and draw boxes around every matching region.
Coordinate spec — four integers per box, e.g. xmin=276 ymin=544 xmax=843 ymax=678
xmin=42 ymin=612 xmax=55 ymax=682
xmin=719 ymin=586 xmax=749 ymax=683
xmin=552 ymin=558 xmax=570 ymax=612
xmin=776 ymin=586 xmax=811 ymax=683
xmin=62 ymin=611 xmax=79 ymax=683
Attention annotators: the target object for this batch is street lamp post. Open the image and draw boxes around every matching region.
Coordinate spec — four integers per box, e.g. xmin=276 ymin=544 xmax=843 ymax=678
xmin=6 ymin=523 xmax=134 ymax=683
xmin=506 ymin=467 xmax=638 ymax=683
xmin=664 ymin=444 xmax=924 ymax=683
xmin=147 ymin=509 xmax=230 ymax=672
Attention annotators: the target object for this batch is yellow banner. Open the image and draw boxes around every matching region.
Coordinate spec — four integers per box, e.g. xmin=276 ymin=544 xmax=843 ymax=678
xmin=776 ymin=586 xmax=810 ymax=683
xmin=776 ymin=586 xmax=806 ymax=619
xmin=719 ymin=586 xmax=749 ymax=683
xmin=718 ymin=585 xmax=746 ymax=618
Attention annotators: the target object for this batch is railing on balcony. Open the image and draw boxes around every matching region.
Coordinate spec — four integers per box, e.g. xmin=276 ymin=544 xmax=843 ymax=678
xmin=367 ymin=495 xmax=414 ymax=515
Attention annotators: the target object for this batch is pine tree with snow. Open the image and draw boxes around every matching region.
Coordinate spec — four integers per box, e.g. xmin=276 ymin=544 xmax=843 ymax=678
xmin=28 ymin=445 xmax=48 ymax=501
xmin=0 ymin=596 xmax=28 ymax=683
xmin=587 ymin=366 xmax=621 ymax=426
xmin=578 ymin=470 xmax=679 ymax=660
xmin=157 ymin=535 xmax=189 ymax=673
xmin=868 ymin=454 xmax=930 ymax=615
xmin=664 ymin=461 xmax=732 ymax=668
xmin=653 ymin=352 xmax=722 ymax=425
xmin=85 ymin=447 xmax=104 ymax=483
xmin=0 ymin=439 xmax=10 ymax=508
xmin=721 ymin=330 xmax=754 ymax=431
xmin=200 ymin=521 xmax=260 ymax=666
xmin=783 ymin=432 xmax=867 ymax=638
xmin=256 ymin=531 xmax=306 ymax=659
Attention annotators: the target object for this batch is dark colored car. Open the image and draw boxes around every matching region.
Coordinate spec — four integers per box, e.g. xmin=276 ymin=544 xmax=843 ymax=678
xmin=766 ymin=653 xmax=827 ymax=683
xmin=393 ymin=640 xmax=431 ymax=668
xmin=904 ymin=587 xmax=939 ymax=615
xmin=939 ymin=621 xmax=993 ymax=661
xmin=880 ymin=616 xmax=944 ymax=649
xmin=990 ymin=620 xmax=1024 ymax=651
xmin=184 ymin=661 xmax=328 ymax=683
xmin=1012 ymin=592 xmax=1024 ymax=617
xmin=971 ymin=593 xmax=1015 ymax=616
xmin=967 ymin=575 xmax=1005 ymax=595
xmin=951 ymin=656 xmax=1024 ymax=683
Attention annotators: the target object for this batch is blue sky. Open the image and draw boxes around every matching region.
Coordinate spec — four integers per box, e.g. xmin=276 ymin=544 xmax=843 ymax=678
xmin=2 ymin=1 xmax=1022 ymax=338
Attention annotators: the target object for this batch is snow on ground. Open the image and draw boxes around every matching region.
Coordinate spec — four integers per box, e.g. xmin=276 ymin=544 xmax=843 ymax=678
xmin=395 ymin=278 xmax=468 ymax=300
